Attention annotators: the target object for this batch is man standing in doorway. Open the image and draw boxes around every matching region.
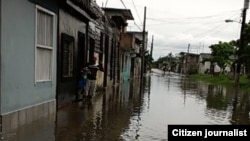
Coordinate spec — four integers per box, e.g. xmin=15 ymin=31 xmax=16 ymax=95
xmin=84 ymin=56 xmax=103 ymax=100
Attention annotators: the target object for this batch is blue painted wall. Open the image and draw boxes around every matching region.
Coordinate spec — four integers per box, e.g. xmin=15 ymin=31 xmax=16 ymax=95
xmin=1 ymin=0 xmax=57 ymax=114
xmin=122 ymin=53 xmax=131 ymax=81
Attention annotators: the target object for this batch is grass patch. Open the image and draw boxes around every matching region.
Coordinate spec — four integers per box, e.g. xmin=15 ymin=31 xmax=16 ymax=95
xmin=190 ymin=74 xmax=232 ymax=85
xmin=239 ymin=75 xmax=250 ymax=88
xmin=190 ymin=74 xmax=250 ymax=87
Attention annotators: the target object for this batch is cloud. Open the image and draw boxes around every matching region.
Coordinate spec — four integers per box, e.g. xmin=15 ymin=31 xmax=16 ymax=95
xmin=96 ymin=0 xmax=248 ymax=60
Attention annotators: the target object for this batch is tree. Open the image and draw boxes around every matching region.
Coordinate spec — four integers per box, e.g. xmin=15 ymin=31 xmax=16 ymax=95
xmin=144 ymin=50 xmax=154 ymax=70
xmin=209 ymin=41 xmax=236 ymax=73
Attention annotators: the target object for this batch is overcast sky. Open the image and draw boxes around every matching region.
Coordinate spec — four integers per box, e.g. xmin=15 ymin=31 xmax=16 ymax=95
xmin=95 ymin=0 xmax=250 ymax=60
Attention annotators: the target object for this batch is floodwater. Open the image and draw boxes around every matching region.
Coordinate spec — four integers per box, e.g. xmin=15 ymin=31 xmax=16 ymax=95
xmin=2 ymin=69 xmax=250 ymax=141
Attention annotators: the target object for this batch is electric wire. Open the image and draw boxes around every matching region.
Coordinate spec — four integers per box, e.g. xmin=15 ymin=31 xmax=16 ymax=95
xmin=194 ymin=11 xmax=242 ymax=37
xmin=119 ymin=0 xmax=142 ymax=31
xmin=134 ymin=22 xmax=142 ymax=31
xmin=120 ymin=0 xmax=127 ymax=9
xmin=146 ymin=9 xmax=242 ymax=24
xmin=104 ymin=0 xmax=109 ymax=7
xmin=131 ymin=0 xmax=143 ymax=25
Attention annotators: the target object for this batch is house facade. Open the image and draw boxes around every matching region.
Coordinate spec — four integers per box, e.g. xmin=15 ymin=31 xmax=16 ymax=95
xmin=180 ymin=52 xmax=199 ymax=74
xmin=0 ymin=0 xmax=58 ymax=132
xmin=56 ymin=0 xmax=101 ymax=107
xmin=57 ymin=2 xmax=137 ymax=107
xmin=127 ymin=31 xmax=147 ymax=80
xmin=198 ymin=53 xmax=212 ymax=74
xmin=120 ymin=33 xmax=134 ymax=81
xmin=0 ymin=0 xmax=143 ymax=132
xmin=198 ymin=53 xmax=234 ymax=75
xmin=102 ymin=8 xmax=134 ymax=83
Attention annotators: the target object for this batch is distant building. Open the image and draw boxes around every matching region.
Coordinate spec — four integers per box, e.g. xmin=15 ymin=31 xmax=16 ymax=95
xmin=179 ymin=52 xmax=199 ymax=74
xmin=198 ymin=53 xmax=212 ymax=74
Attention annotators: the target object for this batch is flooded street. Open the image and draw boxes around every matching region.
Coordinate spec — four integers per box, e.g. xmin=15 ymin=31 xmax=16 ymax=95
xmin=3 ymin=69 xmax=250 ymax=141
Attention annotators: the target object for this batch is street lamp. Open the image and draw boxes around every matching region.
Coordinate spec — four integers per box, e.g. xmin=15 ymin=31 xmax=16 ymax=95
xmin=225 ymin=19 xmax=241 ymax=24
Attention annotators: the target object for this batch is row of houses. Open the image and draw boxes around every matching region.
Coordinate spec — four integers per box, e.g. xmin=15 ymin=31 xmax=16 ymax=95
xmin=158 ymin=52 xmax=235 ymax=75
xmin=0 ymin=0 xmax=148 ymax=132
xmin=177 ymin=52 xmax=233 ymax=75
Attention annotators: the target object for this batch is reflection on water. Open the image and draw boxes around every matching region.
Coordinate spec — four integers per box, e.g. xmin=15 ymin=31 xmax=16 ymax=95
xmin=119 ymin=73 xmax=250 ymax=140
xmin=3 ymin=72 xmax=250 ymax=141
xmin=65 ymin=74 xmax=250 ymax=141
xmin=184 ymin=77 xmax=250 ymax=125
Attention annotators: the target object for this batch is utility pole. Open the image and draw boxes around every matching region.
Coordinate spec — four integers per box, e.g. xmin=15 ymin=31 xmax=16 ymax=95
xmin=235 ymin=0 xmax=249 ymax=86
xmin=141 ymin=6 xmax=147 ymax=79
xmin=150 ymin=35 xmax=154 ymax=59
xmin=185 ymin=44 xmax=190 ymax=74
xmin=150 ymin=35 xmax=154 ymax=73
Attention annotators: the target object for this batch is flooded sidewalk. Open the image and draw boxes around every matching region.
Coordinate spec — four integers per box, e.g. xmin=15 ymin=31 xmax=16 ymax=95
xmin=0 ymin=79 xmax=141 ymax=141
xmin=0 ymin=98 xmax=107 ymax=141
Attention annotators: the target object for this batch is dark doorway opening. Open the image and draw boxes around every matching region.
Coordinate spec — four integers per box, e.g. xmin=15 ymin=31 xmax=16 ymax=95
xmin=76 ymin=32 xmax=86 ymax=100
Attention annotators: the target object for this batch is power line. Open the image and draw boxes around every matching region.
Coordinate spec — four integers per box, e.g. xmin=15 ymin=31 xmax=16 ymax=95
xmin=193 ymin=11 xmax=242 ymax=37
xmin=151 ymin=9 xmax=241 ymax=20
xmin=104 ymin=0 xmax=109 ymax=7
xmin=131 ymin=0 xmax=142 ymax=25
xmin=120 ymin=0 xmax=127 ymax=9
xmin=146 ymin=10 xmax=241 ymax=23
xmin=134 ymin=22 xmax=142 ymax=31
xmin=119 ymin=0 xmax=142 ymax=31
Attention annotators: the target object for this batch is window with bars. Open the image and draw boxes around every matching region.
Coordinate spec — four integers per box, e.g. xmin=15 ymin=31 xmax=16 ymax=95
xmin=35 ymin=6 xmax=55 ymax=82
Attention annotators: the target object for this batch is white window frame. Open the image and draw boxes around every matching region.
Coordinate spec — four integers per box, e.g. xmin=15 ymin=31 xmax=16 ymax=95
xmin=35 ymin=5 xmax=56 ymax=83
